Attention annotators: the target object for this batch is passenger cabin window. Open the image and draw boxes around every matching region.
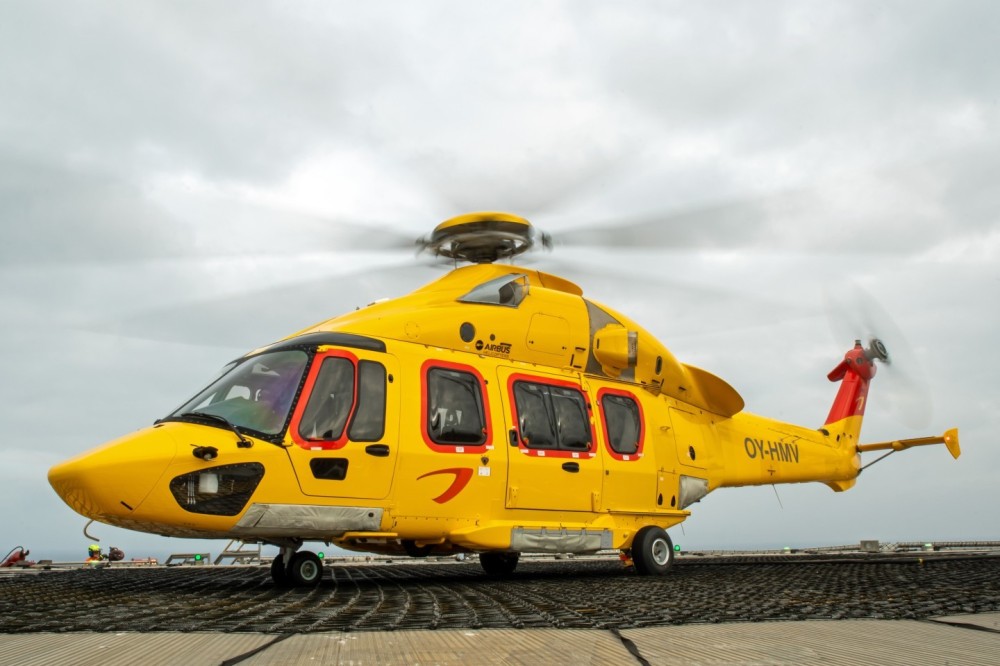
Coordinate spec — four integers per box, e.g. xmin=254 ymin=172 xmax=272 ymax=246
xmin=297 ymin=355 xmax=386 ymax=446
xmin=513 ymin=380 xmax=592 ymax=452
xmin=426 ymin=367 xmax=487 ymax=446
xmin=458 ymin=273 xmax=527 ymax=307
xmin=600 ymin=392 xmax=642 ymax=456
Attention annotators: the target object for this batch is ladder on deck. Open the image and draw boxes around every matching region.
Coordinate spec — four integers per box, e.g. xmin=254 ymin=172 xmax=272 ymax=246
xmin=213 ymin=540 xmax=262 ymax=565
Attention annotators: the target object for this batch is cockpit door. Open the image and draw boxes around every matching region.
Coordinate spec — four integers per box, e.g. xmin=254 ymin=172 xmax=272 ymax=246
xmin=285 ymin=348 xmax=400 ymax=499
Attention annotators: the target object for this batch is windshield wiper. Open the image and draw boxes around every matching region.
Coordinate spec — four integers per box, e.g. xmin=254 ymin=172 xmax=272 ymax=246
xmin=183 ymin=411 xmax=254 ymax=448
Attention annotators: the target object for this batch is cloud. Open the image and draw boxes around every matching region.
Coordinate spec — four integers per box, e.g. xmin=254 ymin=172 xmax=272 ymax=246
xmin=2 ymin=3 xmax=405 ymax=184
xmin=0 ymin=154 xmax=190 ymax=264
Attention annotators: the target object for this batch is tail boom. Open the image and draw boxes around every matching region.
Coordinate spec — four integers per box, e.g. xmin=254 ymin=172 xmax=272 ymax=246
xmin=700 ymin=341 xmax=958 ymax=499
xmin=714 ymin=413 xmax=860 ymax=491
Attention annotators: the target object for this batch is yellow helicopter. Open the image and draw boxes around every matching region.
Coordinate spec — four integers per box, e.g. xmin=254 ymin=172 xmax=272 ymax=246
xmin=48 ymin=212 xmax=960 ymax=586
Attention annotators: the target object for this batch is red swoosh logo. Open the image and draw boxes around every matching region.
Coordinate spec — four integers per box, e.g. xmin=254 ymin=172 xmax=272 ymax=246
xmin=417 ymin=468 xmax=474 ymax=504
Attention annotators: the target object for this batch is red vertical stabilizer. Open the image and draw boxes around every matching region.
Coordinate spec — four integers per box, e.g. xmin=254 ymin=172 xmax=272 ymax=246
xmin=825 ymin=341 xmax=879 ymax=425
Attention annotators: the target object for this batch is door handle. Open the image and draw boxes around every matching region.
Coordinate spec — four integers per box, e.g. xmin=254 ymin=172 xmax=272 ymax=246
xmin=365 ymin=444 xmax=390 ymax=457
xmin=562 ymin=462 xmax=580 ymax=473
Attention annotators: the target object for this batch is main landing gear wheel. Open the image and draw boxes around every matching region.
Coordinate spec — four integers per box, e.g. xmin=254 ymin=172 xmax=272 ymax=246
xmin=631 ymin=526 xmax=674 ymax=576
xmin=289 ymin=551 xmax=323 ymax=586
xmin=270 ymin=554 xmax=291 ymax=586
xmin=479 ymin=551 xmax=520 ymax=577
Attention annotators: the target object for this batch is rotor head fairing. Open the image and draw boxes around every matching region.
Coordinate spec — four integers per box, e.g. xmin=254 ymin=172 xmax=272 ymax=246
xmin=418 ymin=212 xmax=550 ymax=263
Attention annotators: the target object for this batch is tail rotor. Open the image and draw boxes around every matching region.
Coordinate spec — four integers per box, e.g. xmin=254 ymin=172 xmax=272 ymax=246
xmin=824 ymin=283 xmax=933 ymax=429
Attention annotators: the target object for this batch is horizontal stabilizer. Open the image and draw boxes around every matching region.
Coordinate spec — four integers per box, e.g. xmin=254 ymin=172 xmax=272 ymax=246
xmin=857 ymin=428 xmax=960 ymax=460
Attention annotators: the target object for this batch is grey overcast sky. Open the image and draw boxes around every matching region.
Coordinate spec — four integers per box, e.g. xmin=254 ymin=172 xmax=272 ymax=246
xmin=2 ymin=1 xmax=997 ymax=561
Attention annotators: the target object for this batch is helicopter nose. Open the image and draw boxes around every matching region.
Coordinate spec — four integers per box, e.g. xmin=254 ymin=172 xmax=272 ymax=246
xmin=48 ymin=426 xmax=178 ymax=521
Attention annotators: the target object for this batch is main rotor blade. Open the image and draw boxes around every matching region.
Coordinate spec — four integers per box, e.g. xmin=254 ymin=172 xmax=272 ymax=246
xmin=549 ymin=198 xmax=768 ymax=251
xmin=86 ymin=261 xmax=438 ymax=350
xmin=152 ymin=198 xmax=420 ymax=261
xmin=544 ymin=151 xmax=982 ymax=256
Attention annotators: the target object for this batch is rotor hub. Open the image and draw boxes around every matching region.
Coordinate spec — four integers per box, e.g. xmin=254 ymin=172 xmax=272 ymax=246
xmin=865 ymin=337 xmax=890 ymax=364
xmin=419 ymin=212 xmax=548 ymax=264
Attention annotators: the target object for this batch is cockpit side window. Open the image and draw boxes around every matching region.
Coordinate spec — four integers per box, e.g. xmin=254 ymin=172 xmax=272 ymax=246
xmin=295 ymin=354 xmax=388 ymax=447
xmin=348 ymin=360 xmax=387 ymax=441
xmin=458 ymin=273 xmax=528 ymax=307
xmin=298 ymin=357 xmax=355 ymax=441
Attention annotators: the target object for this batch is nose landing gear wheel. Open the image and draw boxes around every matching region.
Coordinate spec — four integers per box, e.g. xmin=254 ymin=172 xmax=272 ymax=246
xmin=631 ymin=526 xmax=674 ymax=576
xmin=289 ymin=551 xmax=323 ymax=586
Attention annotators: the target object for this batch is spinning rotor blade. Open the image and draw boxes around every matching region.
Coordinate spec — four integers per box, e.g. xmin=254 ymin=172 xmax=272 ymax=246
xmin=548 ymin=198 xmax=766 ymax=251
xmin=87 ymin=260 xmax=439 ymax=349
xmin=176 ymin=200 xmax=420 ymax=259
xmin=542 ymin=153 xmax=967 ymax=256
xmin=90 ymin=159 xmax=950 ymax=351
xmin=824 ymin=283 xmax=933 ymax=429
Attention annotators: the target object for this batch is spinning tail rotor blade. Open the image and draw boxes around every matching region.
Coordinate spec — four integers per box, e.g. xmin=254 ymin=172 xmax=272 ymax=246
xmin=824 ymin=283 xmax=933 ymax=429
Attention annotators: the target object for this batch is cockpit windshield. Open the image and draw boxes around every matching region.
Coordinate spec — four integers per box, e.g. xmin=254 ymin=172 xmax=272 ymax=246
xmin=169 ymin=350 xmax=309 ymax=437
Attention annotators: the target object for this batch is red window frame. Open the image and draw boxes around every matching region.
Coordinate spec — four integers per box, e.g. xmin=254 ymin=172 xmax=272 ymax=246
xmin=597 ymin=387 xmax=645 ymax=461
xmin=506 ymin=373 xmax=597 ymax=459
xmin=289 ymin=349 xmax=360 ymax=451
xmin=420 ymin=359 xmax=493 ymax=454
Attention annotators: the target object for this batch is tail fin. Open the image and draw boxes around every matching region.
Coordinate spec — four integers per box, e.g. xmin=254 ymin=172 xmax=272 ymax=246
xmin=817 ymin=340 xmax=883 ymax=492
xmin=823 ymin=340 xmax=883 ymax=446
